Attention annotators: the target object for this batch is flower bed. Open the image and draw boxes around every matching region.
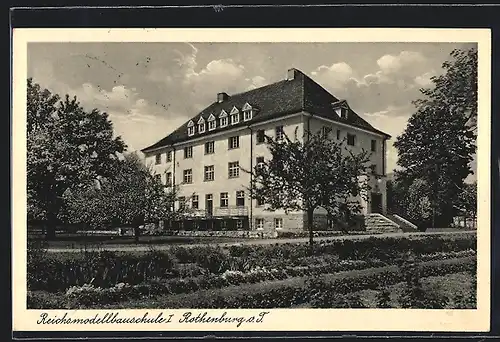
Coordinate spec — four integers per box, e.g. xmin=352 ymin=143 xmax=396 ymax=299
xmin=28 ymin=256 xmax=475 ymax=309
xmin=28 ymin=233 xmax=476 ymax=293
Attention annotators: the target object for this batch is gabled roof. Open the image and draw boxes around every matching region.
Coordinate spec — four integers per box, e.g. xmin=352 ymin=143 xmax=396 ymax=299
xmin=230 ymin=106 xmax=239 ymax=115
xmin=142 ymin=69 xmax=391 ymax=153
xmin=242 ymin=102 xmax=253 ymax=111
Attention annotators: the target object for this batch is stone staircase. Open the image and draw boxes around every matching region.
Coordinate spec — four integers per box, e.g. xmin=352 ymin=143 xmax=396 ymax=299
xmin=364 ymin=213 xmax=402 ymax=234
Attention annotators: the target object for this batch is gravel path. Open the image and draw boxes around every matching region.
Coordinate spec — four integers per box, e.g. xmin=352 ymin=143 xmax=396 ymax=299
xmin=45 ymin=230 xmax=475 ymax=253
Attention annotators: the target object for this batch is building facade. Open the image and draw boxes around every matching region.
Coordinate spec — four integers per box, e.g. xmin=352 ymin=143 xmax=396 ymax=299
xmin=141 ymin=68 xmax=391 ymax=232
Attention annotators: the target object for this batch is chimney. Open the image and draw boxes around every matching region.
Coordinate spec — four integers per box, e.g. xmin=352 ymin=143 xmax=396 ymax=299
xmin=287 ymin=68 xmax=298 ymax=81
xmin=217 ymin=92 xmax=229 ymax=103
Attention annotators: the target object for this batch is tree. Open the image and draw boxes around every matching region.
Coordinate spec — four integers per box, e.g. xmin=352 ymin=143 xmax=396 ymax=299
xmin=394 ymin=48 xmax=477 ymax=228
xmin=406 ymin=179 xmax=433 ymax=230
xmin=61 ymin=153 xmax=190 ymax=242
xmin=27 ymin=79 xmax=127 ymax=239
xmin=456 ymin=181 xmax=477 ymax=228
xmin=245 ymin=129 xmax=371 ymax=247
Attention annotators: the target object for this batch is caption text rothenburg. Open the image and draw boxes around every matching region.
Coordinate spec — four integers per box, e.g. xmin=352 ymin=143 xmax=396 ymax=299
xmin=36 ymin=311 xmax=270 ymax=327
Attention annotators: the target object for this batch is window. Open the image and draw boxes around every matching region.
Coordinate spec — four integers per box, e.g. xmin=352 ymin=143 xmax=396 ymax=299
xmin=275 ymin=125 xmax=284 ymax=141
xmin=256 ymin=218 xmax=265 ymax=230
xmin=166 ymin=150 xmax=172 ymax=162
xmin=236 ymin=190 xmax=245 ymax=207
xmin=336 ymin=129 xmax=341 ymax=140
xmin=208 ymin=114 xmax=216 ymax=131
xmin=228 ymin=161 xmax=240 ymax=178
xmin=228 ymin=136 xmax=240 ymax=149
xmin=208 ymin=120 xmax=216 ymax=131
xmin=256 ymin=156 xmax=265 ymax=169
xmin=236 ymin=220 xmax=244 ymax=230
xmin=187 ymin=120 xmax=195 ymax=136
xmin=205 ymin=141 xmax=215 ymax=154
xmin=230 ymin=108 xmax=239 ymax=125
xmin=204 ymin=165 xmax=214 ymax=181
xmin=192 ymin=195 xmax=199 ymax=209
xmin=155 ymin=154 xmax=161 ymax=165
xmin=220 ymin=192 xmax=229 ymax=207
xmin=166 ymin=172 xmax=172 ymax=186
xmin=220 ymin=220 xmax=227 ymax=230
xmin=243 ymin=110 xmax=252 ymax=121
xmin=347 ymin=133 xmax=356 ymax=146
xmin=321 ymin=126 xmax=332 ymax=139
xmin=274 ymin=218 xmax=283 ymax=230
xmin=183 ymin=169 xmax=193 ymax=184
xmin=198 ymin=123 xmax=205 ymax=133
xmin=256 ymin=130 xmax=265 ymax=144
xmin=178 ymin=196 xmax=186 ymax=209
xmin=184 ymin=146 xmax=193 ymax=159
xmin=371 ymin=139 xmax=377 ymax=152
xmin=220 ymin=116 xmax=228 ymax=127
xmin=219 ymin=110 xmax=228 ymax=127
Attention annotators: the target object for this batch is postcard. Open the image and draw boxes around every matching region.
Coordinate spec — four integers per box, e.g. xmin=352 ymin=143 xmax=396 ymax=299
xmin=12 ymin=27 xmax=491 ymax=333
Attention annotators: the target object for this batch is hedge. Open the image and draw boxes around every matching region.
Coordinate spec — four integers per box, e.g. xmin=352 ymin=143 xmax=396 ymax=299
xmin=28 ymin=256 xmax=475 ymax=309
xmin=28 ymin=234 xmax=476 ymax=292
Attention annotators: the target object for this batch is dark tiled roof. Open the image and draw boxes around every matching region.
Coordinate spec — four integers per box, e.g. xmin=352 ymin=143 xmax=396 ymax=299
xmin=142 ymin=69 xmax=390 ymax=153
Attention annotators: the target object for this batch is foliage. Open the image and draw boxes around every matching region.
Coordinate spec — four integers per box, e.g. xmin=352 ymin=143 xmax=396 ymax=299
xmin=60 ymin=153 xmax=188 ymax=230
xmin=28 ymin=233 xmax=476 ymax=294
xmin=406 ymin=179 xmax=433 ymax=229
xmin=394 ymin=48 xmax=477 ymax=228
xmin=397 ymin=262 xmax=449 ymax=309
xmin=245 ymin=129 xmax=372 ymax=246
xmin=27 ymin=248 xmax=176 ymax=292
xmin=376 ymin=289 xmax=392 ymax=308
xmin=27 ymin=79 xmax=127 ymax=237
xmin=456 ymin=181 xmax=477 ymax=218
xmin=28 ymin=255 xmax=476 ymax=309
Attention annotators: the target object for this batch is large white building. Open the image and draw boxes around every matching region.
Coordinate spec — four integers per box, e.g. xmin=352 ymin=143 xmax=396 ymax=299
xmin=141 ymin=68 xmax=391 ymax=232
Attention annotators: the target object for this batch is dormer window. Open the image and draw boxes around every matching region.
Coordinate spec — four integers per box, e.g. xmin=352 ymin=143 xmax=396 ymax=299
xmin=242 ymin=102 xmax=253 ymax=121
xmin=230 ymin=106 xmax=240 ymax=125
xmin=197 ymin=116 xmax=205 ymax=134
xmin=219 ymin=110 xmax=228 ymax=127
xmin=187 ymin=120 xmax=195 ymax=136
xmin=207 ymin=114 xmax=216 ymax=131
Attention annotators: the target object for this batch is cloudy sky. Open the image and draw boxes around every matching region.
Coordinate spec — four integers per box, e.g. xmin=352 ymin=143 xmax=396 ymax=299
xmin=27 ymin=42 xmax=476 ymax=176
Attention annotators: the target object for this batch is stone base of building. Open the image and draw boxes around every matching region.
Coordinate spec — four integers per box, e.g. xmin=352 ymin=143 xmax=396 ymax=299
xmin=160 ymin=212 xmax=366 ymax=233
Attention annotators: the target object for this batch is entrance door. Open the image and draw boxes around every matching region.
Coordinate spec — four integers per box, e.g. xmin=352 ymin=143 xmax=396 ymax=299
xmin=205 ymin=194 xmax=213 ymax=216
xmin=371 ymin=193 xmax=383 ymax=214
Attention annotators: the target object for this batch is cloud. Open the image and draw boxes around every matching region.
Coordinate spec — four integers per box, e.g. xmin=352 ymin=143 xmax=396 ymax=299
xmin=311 ymin=62 xmax=354 ymax=90
xmin=245 ymin=76 xmax=267 ymax=90
xmin=308 ymin=50 xmax=436 ymax=115
xmin=376 ymin=51 xmax=426 ymax=75
xmin=71 ymin=83 xmax=188 ymax=151
xmin=414 ymin=70 xmax=437 ymax=87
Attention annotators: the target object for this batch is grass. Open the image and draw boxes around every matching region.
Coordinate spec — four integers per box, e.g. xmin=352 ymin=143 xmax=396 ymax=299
xmin=73 ymin=256 xmax=474 ymax=309
xmin=31 ymin=235 xmax=249 ymax=249
xmin=37 ymin=230 xmax=477 ymax=252
xmin=353 ymin=272 xmax=475 ymax=309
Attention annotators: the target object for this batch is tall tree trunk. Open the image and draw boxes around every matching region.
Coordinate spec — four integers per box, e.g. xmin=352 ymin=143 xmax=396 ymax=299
xmin=134 ymin=226 xmax=141 ymax=244
xmin=45 ymin=213 xmax=56 ymax=240
xmin=307 ymin=208 xmax=314 ymax=250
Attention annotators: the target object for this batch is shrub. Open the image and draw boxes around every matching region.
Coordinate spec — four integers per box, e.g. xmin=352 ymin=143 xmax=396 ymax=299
xmin=397 ymin=262 xmax=449 ymax=309
xmin=376 ymin=289 xmax=392 ymax=308
xmin=27 ymin=248 xmax=177 ymax=292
